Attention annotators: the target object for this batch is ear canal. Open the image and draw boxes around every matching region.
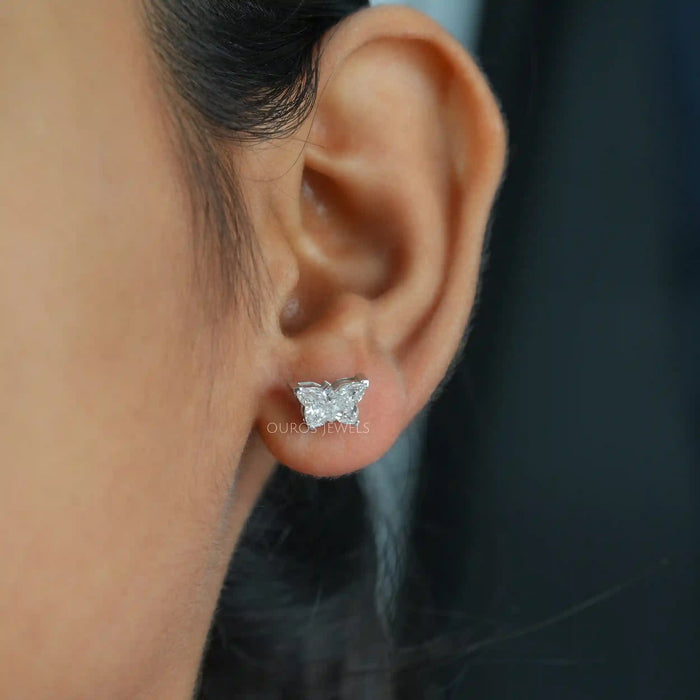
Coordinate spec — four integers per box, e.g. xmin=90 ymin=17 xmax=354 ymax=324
xmin=280 ymin=167 xmax=399 ymax=337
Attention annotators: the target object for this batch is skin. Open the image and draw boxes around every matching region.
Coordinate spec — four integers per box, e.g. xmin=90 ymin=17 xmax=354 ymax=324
xmin=0 ymin=1 xmax=506 ymax=698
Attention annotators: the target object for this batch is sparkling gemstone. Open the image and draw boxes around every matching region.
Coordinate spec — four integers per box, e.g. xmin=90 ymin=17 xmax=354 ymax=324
xmin=294 ymin=376 xmax=369 ymax=429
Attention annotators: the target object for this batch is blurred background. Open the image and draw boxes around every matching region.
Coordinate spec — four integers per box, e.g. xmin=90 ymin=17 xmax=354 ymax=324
xmin=367 ymin=0 xmax=700 ymax=697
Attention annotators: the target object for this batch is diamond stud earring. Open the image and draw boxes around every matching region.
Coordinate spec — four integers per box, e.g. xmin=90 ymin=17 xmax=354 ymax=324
xmin=293 ymin=375 xmax=370 ymax=429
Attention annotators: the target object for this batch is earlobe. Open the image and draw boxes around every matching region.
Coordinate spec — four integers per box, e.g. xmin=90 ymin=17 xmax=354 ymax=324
xmin=252 ymin=6 xmax=506 ymax=476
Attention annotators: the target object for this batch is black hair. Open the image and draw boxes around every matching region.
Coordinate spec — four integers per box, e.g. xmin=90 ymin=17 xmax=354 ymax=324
xmin=143 ymin=0 xmax=370 ymax=322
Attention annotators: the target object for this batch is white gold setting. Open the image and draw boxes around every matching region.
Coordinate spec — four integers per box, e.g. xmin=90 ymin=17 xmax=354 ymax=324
xmin=293 ymin=375 xmax=370 ymax=429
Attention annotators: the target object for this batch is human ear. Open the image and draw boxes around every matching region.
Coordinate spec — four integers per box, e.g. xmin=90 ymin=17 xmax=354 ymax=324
xmin=248 ymin=5 xmax=506 ymax=476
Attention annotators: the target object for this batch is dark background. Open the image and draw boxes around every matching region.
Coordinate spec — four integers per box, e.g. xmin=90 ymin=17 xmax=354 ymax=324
xmin=410 ymin=0 xmax=700 ymax=697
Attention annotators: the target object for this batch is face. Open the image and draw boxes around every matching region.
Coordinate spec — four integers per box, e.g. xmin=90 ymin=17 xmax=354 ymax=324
xmin=1 ymin=1 xmax=265 ymax=695
xmin=0 ymin=1 xmax=506 ymax=697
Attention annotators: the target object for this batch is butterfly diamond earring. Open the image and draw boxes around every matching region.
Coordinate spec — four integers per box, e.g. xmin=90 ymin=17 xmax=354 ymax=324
xmin=293 ymin=375 xmax=369 ymax=429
